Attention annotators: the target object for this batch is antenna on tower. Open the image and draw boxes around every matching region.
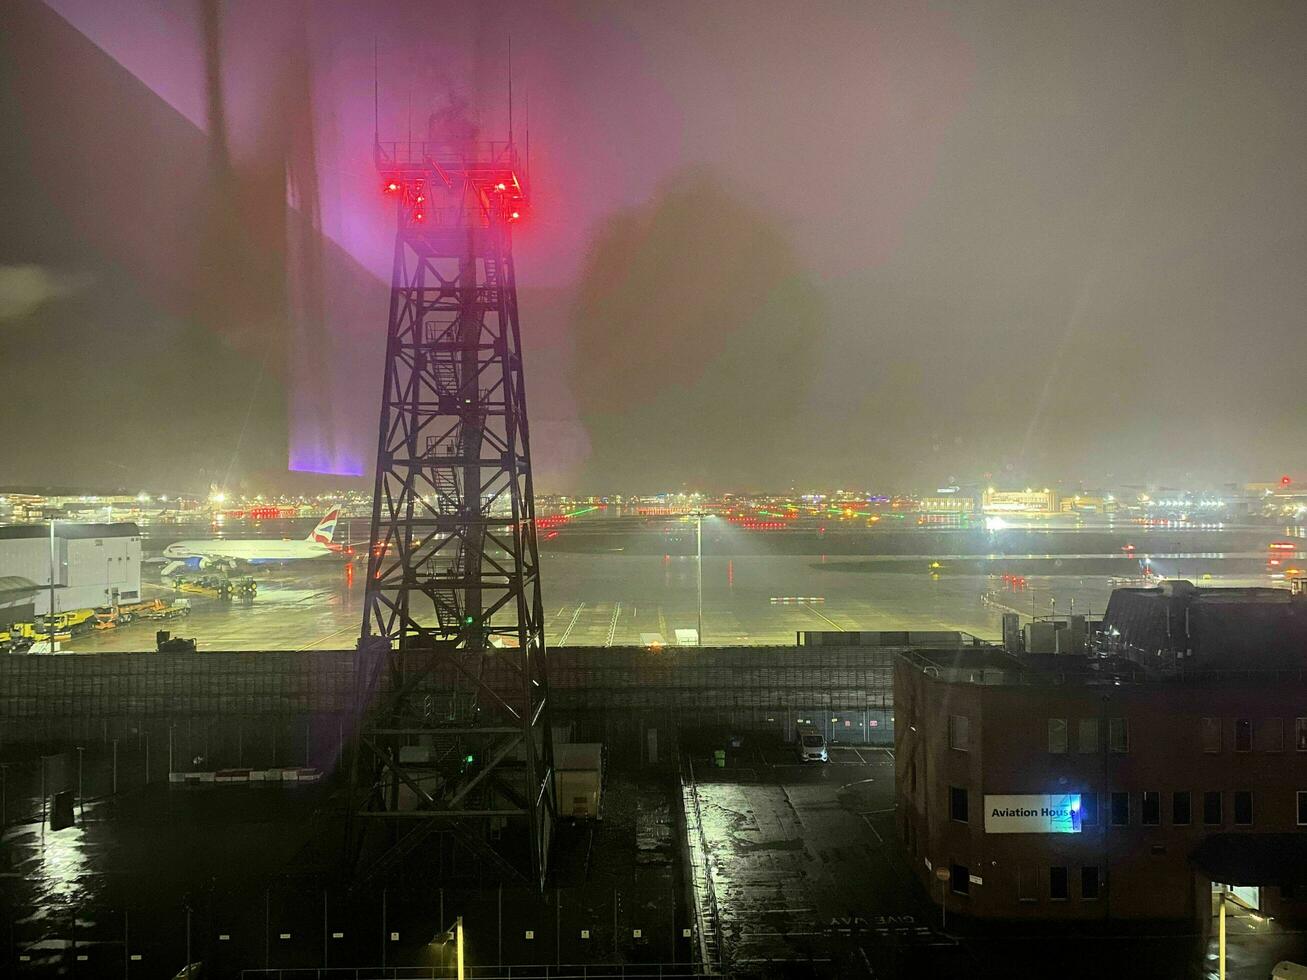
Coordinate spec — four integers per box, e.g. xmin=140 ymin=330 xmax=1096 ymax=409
xmin=507 ymin=35 xmax=514 ymax=147
xmin=372 ymin=38 xmax=379 ymax=146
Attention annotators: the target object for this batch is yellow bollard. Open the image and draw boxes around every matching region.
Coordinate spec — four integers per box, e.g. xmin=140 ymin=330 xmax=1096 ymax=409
xmin=1218 ymin=889 xmax=1226 ymax=980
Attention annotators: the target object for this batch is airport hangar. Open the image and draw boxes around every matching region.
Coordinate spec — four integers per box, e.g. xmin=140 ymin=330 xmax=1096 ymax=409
xmin=0 ymin=522 xmax=141 ymax=629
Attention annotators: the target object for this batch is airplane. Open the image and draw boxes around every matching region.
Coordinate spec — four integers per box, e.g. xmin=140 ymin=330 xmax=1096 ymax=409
xmin=159 ymin=508 xmax=343 ymax=575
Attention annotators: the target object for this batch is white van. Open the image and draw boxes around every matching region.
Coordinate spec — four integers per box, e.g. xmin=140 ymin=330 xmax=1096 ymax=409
xmin=795 ymin=725 xmax=828 ymax=763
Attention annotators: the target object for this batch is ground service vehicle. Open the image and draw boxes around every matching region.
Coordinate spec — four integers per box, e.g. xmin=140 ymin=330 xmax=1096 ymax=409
xmin=795 ymin=724 xmax=829 ymax=763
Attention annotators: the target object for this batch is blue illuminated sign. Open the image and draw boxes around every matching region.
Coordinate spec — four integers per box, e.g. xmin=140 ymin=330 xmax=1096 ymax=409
xmin=984 ymin=793 xmax=1084 ymax=834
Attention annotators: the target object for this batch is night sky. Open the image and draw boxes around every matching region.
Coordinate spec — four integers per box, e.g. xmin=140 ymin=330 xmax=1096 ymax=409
xmin=1 ymin=0 xmax=1305 ymax=494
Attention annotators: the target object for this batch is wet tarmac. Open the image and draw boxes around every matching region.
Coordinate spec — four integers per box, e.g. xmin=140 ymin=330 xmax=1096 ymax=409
xmin=686 ymin=739 xmax=1307 ymax=978
xmin=57 ymin=547 xmax=1281 ymax=654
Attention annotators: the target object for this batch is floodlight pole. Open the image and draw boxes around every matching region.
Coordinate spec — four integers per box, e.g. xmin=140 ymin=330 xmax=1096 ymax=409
xmin=48 ymin=520 xmax=57 ymax=646
xmin=696 ymin=513 xmax=704 ymax=646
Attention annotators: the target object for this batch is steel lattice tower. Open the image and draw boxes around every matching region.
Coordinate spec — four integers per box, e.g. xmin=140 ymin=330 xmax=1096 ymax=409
xmin=352 ymin=134 xmax=554 ymax=889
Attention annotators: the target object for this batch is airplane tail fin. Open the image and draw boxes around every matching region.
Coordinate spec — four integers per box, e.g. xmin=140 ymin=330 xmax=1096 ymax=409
xmin=308 ymin=507 xmax=342 ymax=545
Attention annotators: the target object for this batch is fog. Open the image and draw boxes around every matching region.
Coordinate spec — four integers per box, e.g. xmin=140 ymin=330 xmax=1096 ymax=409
xmin=1 ymin=0 xmax=1304 ymax=492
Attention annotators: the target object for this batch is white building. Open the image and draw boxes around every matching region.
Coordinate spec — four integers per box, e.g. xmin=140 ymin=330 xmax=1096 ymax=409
xmin=0 ymin=523 xmax=141 ymax=624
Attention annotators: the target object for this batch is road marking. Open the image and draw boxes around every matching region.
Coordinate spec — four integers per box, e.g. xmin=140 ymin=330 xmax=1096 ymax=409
xmin=861 ymin=812 xmax=884 ymax=843
xmin=557 ymin=603 xmax=585 ymax=645
xmin=840 ymin=778 xmax=877 ymax=791
xmin=296 ymin=624 xmax=358 ymax=652
xmin=605 ymin=602 xmax=622 ymax=646
xmin=803 ymin=602 xmax=846 ymax=631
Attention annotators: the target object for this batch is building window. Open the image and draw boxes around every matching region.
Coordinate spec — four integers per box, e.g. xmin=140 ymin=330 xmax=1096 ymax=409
xmin=1234 ymin=791 xmax=1253 ymax=826
xmin=1080 ymin=791 xmax=1098 ymax=825
xmin=1077 ymin=718 xmax=1098 ymax=753
xmin=1081 ymin=866 xmax=1100 ymax=900
xmin=1203 ymin=791 xmax=1222 ymax=826
xmin=1172 ymin=791 xmax=1191 ymax=826
xmin=1048 ymin=718 xmax=1067 ymax=753
xmin=1049 ymin=866 xmax=1069 ymax=901
xmin=1141 ymin=791 xmax=1161 ymax=826
xmin=1111 ymin=792 xmax=1129 ymax=825
xmin=1297 ymin=791 xmax=1307 ymax=827
xmin=1109 ymin=718 xmax=1129 ymax=753
xmin=1017 ymin=867 xmax=1038 ymax=902
xmin=951 ymin=863 xmax=970 ymax=896
xmin=1201 ymin=717 xmax=1221 ymax=754
xmin=1235 ymin=719 xmax=1252 ymax=753
xmin=949 ymin=785 xmax=969 ymax=823
xmin=1297 ymin=718 xmax=1307 ymax=752
xmin=1259 ymin=718 xmax=1284 ymax=753
xmin=949 ymin=715 xmax=970 ymax=752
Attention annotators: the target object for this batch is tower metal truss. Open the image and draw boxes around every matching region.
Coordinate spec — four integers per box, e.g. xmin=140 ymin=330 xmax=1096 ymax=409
xmin=353 ymin=136 xmax=554 ymax=889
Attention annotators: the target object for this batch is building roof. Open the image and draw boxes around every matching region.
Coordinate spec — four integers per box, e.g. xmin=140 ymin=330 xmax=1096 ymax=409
xmin=1103 ymin=580 xmax=1307 ymax=668
xmin=0 ymin=522 xmax=140 ymax=541
xmin=0 ymin=576 xmax=40 ymax=597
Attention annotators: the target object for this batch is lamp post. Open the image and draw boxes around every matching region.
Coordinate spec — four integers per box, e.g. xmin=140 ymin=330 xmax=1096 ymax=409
xmin=1218 ymin=888 xmax=1227 ymax=980
xmin=696 ymin=512 xmax=704 ymax=646
xmin=935 ymin=866 xmax=950 ymax=930
xmin=76 ymin=746 xmax=84 ymax=823
xmin=48 ymin=519 xmax=58 ymax=649
xmin=684 ymin=510 xmax=713 ymax=645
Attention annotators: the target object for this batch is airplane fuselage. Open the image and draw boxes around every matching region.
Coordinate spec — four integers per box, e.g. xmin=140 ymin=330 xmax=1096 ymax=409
xmin=162 ymin=539 xmax=335 ymax=564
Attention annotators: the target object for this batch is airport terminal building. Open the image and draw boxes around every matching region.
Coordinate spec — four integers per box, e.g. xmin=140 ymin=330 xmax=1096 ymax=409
xmin=896 ymin=582 xmax=1307 ymax=925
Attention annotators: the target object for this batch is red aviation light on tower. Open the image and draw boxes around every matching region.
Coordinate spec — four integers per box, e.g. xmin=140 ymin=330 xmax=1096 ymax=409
xmin=383 ymin=178 xmax=402 ymax=194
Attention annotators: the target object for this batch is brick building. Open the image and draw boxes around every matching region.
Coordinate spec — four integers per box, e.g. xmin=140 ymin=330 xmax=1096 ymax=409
xmin=895 ymin=646 xmax=1307 ymax=924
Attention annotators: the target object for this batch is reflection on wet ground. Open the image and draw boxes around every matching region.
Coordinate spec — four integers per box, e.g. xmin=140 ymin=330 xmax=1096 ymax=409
xmin=65 ymin=552 xmax=1283 ymax=654
xmin=685 ymin=739 xmax=1307 ymax=978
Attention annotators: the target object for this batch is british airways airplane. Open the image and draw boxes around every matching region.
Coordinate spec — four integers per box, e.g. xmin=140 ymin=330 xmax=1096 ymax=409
xmin=160 ymin=509 xmax=342 ymax=574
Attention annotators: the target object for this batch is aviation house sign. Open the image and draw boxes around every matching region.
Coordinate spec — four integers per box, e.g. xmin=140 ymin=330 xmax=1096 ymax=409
xmin=984 ymin=794 xmax=1083 ymax=834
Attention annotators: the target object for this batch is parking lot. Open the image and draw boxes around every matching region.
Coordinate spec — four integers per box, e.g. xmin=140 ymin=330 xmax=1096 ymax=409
xmin=684 ymin=738 xmax=1307 ymax=978
xmin=685 ymin=741 xmax=963 ymax=976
